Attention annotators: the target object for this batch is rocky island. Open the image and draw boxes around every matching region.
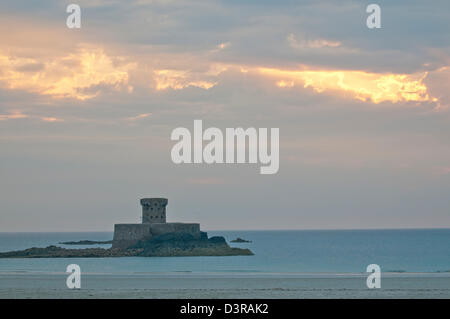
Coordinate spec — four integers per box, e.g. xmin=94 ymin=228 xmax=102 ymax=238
xmin=0 ymin=198 xmax=253 ymax=258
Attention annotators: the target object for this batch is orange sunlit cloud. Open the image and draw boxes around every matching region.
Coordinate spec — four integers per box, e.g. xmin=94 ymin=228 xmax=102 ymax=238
xmin=0 ymin=112 xmax=64 ymax=123
xmin=125 ymin=113 xmax=152 ymax=121
xmin=0 ymin=43 xmax=443 ymax=106
xmin=0 ymin=47 xmax=135 ymax=100
xmin=258 ymin=67 xmax=438 ymax=104
xmin=0 ymin=111 xmax=28 ymax=121
xmin=40 ymin=117 xmax=64 ymax=122
xmin=154 ymin=69 xmax=217 ymax=91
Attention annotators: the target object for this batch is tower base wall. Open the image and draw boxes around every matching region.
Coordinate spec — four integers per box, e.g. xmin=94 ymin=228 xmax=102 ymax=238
xmin=112 ymin=222 xmax=201 ymax=249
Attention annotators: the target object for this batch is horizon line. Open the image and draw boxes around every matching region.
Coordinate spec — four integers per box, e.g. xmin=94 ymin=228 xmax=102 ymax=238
xmin=1 ymin=227 xmax=450 ymax=233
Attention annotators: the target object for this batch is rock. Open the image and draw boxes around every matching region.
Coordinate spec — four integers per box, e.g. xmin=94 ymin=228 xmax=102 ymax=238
xmin=230 ymin=237 xmax=252 ymax=243
xmin=0 ymin=246 xmax=126 ymax=258
xmin=128 ymin=233 xmax=253 ymax=257
xmin=59 ymin=240 xmax=113 ymax=245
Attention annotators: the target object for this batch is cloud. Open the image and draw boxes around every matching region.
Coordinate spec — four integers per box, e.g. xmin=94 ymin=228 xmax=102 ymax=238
xmin=0 ymin=47 xmax=135 ymax=100
xmin=125 ymin=113 xmax=152 ymax=121
xmin=287 ymin=33 xmax=342 ymax=49
xmin=0 ymin=42 xmax=443 ymax=108
xmin=425 ymin=66 xmax=450 ymax=110
xmin=0 ymin=111 xmax=28 ymax=121
xmin=258 ymin=66 xmax=437 ymax=104
xmin=0 ymin=111 xmax=66 ymax=123
xmin=153 ymin=69 xmax=217 ymax=91
xmin=217 ymin=42 xmax=231 ymax=50
xmin=0 ymin=1 xmax=447 ymax=108
xmin=40 ymin=117 xmax=64 ymax=122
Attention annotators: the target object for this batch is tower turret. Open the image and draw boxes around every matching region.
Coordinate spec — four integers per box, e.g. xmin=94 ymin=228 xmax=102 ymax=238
xmin=140 ymin=198 xmax=168 ymax=224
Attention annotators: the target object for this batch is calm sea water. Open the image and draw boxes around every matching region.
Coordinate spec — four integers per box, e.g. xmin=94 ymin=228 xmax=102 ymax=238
xmin=0 ymin=229 xmax=449 ymax=274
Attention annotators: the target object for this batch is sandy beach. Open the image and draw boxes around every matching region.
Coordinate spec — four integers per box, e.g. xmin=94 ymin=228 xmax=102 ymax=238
xmin=1 ymin=272 xmax=449 ymax=299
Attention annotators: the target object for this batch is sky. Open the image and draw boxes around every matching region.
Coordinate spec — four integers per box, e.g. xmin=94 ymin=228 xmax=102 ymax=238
xmin=0 ymin=0 xmax=450 ymax=231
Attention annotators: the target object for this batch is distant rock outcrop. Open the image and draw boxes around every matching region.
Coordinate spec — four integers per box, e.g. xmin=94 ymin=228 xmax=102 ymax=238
xmin=59 ymin=240 xmax=113 ymax=245
xmin=230 ymin=237 xmax=252 ymax=243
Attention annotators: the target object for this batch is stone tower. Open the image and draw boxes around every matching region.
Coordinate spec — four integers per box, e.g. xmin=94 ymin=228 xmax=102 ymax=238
xmin=141 ymin=198 xmax=168 ymax=224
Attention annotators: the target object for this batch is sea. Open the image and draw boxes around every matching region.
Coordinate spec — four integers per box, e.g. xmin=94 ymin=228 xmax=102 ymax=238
xmin=0 ymin=229 xmax=449 ymax=274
